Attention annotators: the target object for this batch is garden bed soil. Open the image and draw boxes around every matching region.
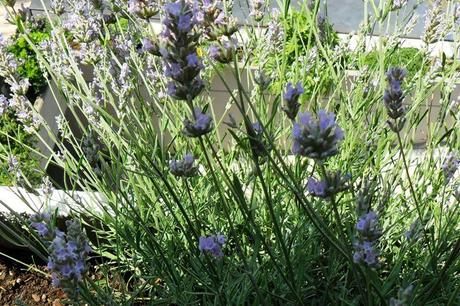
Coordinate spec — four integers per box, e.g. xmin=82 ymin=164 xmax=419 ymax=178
xmin=0 ymin=256 xmax=66 ymax=306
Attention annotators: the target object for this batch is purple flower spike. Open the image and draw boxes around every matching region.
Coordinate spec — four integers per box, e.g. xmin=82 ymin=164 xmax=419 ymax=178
xmin=165 ymin=2 xmax=182 ymax=16
xmin=383 ymin=67 xmax=407 ymax=132
xmin=307 ymin=178 xmax=327 ymax=197
xmin=356 ymin=211 xmax=382 ymax=241
xmin=353 ymin=241 xmax=379 ymax=268
xmin=282 ymin=82 xmax=304 ymax=120
xmin=183 ymin=107 xmax=213 ymax=137
xmin=169 ymin=153 xmax=198 ymax=177
xmin=199 ymin=234 xmax=226 ymax=258
xmin=30 ymin=216 xmax=91 ymax=294
xmin=161 ymin=0 xmax=204 ymax=100
xmin=291 ymin=110 xmax=344 ymax=160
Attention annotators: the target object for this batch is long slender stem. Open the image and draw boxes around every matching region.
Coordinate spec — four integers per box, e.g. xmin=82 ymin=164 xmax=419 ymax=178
xmin=396 ymin=131 xmax=433 ymax=257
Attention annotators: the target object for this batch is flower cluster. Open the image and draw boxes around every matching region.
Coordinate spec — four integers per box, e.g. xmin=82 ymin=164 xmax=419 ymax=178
xmin=292 ymin=110 xmax=344 ymax=160
xmin=199 ymin=234 xmax=226 ymax=258
xmin=353 ymin=210 xmax=382 ymax=267
xmin=182 ymin=107 xmax=213 ymax=137
xmin=41 ymin=176 xmax=55 ymax=198
xmin=30 ymin=215 xmax=91 ymax=292
xmin=62 ymin=1 xmax=104 ymax=43
xmin=283 ymin=82 xmax=304 ymax=121
xmin=266 ymin=9 xmax=284 ymax=52
xmin=307 ymin=172 xmax=349 ymax=198
xmin=7 ymin=154 xmax=19 ymax=174
xmin=383 ymin=67 xmax=407 ymax=132
xmin=50 ymin=0 xmax=65 ymax=16
xmin=82 ymin=130 xmax=102 ymax=174
xmin=209 ymin=37 xmax=238 ymax=64
xmin=169 ymin=153 xmax=198 ymax=177
xmin=160 ymin=0 xmax=204 ymax=101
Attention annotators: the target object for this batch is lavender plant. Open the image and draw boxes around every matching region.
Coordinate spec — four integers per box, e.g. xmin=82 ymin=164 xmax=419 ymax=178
xmin=1 ymin=0 xmax=460 ymax=305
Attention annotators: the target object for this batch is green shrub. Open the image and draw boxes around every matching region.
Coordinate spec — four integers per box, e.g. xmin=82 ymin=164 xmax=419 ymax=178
xmin=0 ymin=111 xmax=41 ymax=186
xmin=7 ymin=21 xmax=50 ymax=101
xmin=361 ymin=47 xmax=428 ymax=79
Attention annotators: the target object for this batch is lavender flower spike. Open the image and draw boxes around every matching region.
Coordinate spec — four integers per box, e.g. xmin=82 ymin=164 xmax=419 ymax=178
xmin=282 ymin=82 xmax=304 ymax=120
xmin=441 ymin=152 xmax=459 ymax=183
xmin=199 ymin=234 xmax=226 ymax=258
xmin=30 ymin=217 xmax=91 ymax=294
xmin=356 ymin=211 xmax=382 ymax=241
xmin=169 ymin=153 xmax=198 ymax=177
xmin=353 ymin=210 xmax=382 ymax=268
xmin=383 ymin=67 xmax=407 ymax=132
xmin=48 ymin=220 xmax=91 ymax=290
xmin=161 ymin=0 xmax=204 ymax=101
xmin=292 ymin=110 xmax=344 ymax=160
xmin=306 ymin=172 xmax=349 ymax=198
xmin=183 ymin=107 xmax=213 ymax=137
xmin=307 ymin=177 xmax=327 ymax=197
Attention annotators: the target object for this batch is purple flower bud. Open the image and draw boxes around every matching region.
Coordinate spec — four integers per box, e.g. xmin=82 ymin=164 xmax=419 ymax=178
xmin=183 ymin=107 xmax=213 ymax=137
xmin=165 ymin=2 xmax=182 ymax=16
xmin=7 ymin=154 xmax=19 ymax=173
xmin=383 ymin=67 xmax=407 ymax=132
xmin=169 ymin=153 xmax=198 ymax=177
xmin=199 ymin=234 xmax=226 ymax=258
xmin=209 ymin=38 xmax=237 ymax=64
xmin=178 ymin=13 xmax=193 ymax=32
xmin=186 ymin=53 xmax=201 ymax=67
xmin=292 ymin=110 xmax=344 ymax=160
xmin=282 ymin=82 xmax=304 ymax=120
xmin=356 ymin=211 xmax=382 ymax=241
xmin=32 ymin=221 xmax=49 ymax=236
xmin=307 ymin=178 xmax=327 ymax=197
xmin=353 ymin=241 xmax=379 ymax=268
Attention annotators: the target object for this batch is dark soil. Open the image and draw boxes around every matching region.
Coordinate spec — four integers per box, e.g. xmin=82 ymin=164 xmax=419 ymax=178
xmin=0 ymin=256 xmax=66 ymax=306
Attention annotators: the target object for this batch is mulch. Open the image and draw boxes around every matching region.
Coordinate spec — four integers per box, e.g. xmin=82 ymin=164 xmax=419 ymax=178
xmin=0 ymin=256 xmax=67 ymax=306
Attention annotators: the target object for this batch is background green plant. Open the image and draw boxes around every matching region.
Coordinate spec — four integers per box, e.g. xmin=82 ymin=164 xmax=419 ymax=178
xmin=7 ymin=19 xmax=50 ymax=101
xmin=0 ymin=111 xmax=40 ymax=186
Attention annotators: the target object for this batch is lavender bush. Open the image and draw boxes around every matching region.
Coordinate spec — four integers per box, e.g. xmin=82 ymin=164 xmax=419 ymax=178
xmin=0 ymin=0 xmax=460 ymax=305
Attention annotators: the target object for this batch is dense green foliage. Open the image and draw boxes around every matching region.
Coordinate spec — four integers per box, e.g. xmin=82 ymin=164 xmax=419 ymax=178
xmin=360 ymin=47 xmax=429 ymax=80
xmin=7 ymin=21 xmax=50 ymax=101
xmin=0 ymin=111 xmax=40 ymax=186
